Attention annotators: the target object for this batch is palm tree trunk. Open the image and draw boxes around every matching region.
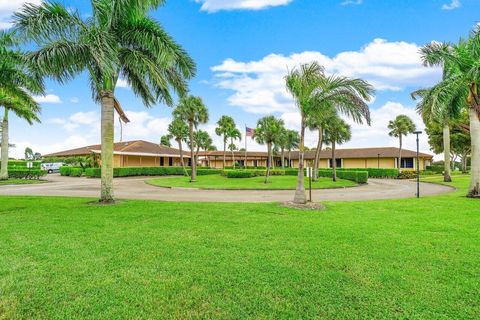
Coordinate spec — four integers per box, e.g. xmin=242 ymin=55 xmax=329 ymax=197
xmin=468 ymin=107 xmax=480 ymax=197
xmin=281 ymin=148 xmax=285 ymax=169
xmin=265 ymin=142 xmax=271 ymax=183
xmin=398 ymin=135 xmax=403 ymax=171
xmin=288 ymin=150 xmax=291 ymax=168
xmin=178 ymin=139 xmax=189 ymax=177
xmin=100 ymin=92 xmax=115 ymax=202
xmin=313 ymin=128 xmax=323 ymax=181
xmin=189 ymin=121 xmax=196 ymax=182
xmin=293 ymin=117 xmax=307 ymax=204
xmin=0 ymin=108 xmax=9 ymax=180
xmin=231 ymin=138 xmax=235 ymax=169
xmin=223 ymin=138 xmax=226 ymax=169
xmin=332 ymin=141 xmax=337 ymax=182
xmin=443 ymin=124 xmax=452 ymax=182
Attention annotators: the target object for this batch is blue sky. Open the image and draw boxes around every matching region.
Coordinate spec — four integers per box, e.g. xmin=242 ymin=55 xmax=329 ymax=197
xmin=1 ymin=0 xmax=479 ymax=158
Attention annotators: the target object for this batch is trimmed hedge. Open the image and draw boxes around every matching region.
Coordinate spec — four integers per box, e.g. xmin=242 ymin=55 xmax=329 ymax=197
xmin=224 ymin=166 xmax=267 ymax=170
xmin=3 ymin=160 xmax=42 ymax=170
xmin=60 ymin=166 xmax=85 ymax=177
xmin=336 ymin=168 xmax=398 ymax=179
xmin=8 ymin=169 xmax=47 ymax=179
xmin=426 ymin=165 xmax=444 ymax=174
xmin=317 ymin=169 xmax=368 ymax=184
xmin=85 ymin=167 xmax=221 ymax=178
xmin=70 ymin=168 xmax=84 ymax=177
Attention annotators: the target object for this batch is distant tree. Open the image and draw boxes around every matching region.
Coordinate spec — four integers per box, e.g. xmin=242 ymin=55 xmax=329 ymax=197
xmin=215 ymin=115 xmax=236 ymax=169
xmin=168 ymin=117 xmax=189 ymax=176
xmin=173 ymin=96 xmax=209 ymax=182
xmin=324 ymin=118 xmax=352 ymax=182
xmin=193 ymin=130 xmax=213 ymax=154
xmin=388 ymin=115 xmax=416 ymax=170
xmin=160 ymin=135 xmax=172 ymax=147
xmin=24 ymin=147 xmax=42 ymax=160
xmin=254 ymin=116 xmax=284 ymax=183
xmin=285 ymin=129 xmax=300 ymax=168
xmin=226 ymin=126 xmax=241 ymax=169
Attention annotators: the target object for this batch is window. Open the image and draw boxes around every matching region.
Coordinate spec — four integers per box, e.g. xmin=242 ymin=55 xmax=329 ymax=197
xmin=160 ymin=157 xmax=164 ymax=166
xmin=401 ymin=158 xmax=414 ymax=169
xmin=329 ymin=159 xmax=342 ymax=168
xmin=169 ymin=158 xmax=173 ymax=166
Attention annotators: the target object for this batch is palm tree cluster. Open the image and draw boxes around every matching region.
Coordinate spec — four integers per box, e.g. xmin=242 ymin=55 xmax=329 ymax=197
xmin=414 ymin=27 xmax=480 ymax=197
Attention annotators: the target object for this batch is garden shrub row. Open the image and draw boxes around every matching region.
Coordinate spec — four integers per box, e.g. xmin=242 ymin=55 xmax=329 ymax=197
xmin=8 ymin=169 xmax=47 ymax=180
xmin=426 ymin=165 xmax=444 ymax=174
xmin=2 ymin=160 xmax=42 ymax=169
xmin=317 ymin=169 xmax=368 ymax=184
xmin=336 ymin=168 xmax=398 ymax=179
xmin=84 ymin=167 xmax=222 ymax=178
xmin=60 ymin=166 xmax=85 ymax=177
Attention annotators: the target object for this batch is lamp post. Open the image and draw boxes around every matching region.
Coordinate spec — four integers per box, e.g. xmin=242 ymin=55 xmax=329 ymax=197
xmin=414 ymin=131 xmax=422 ymax=198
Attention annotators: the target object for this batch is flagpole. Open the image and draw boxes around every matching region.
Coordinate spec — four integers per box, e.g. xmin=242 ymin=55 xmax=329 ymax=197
xmin=245 ymin=124 xmax=248 ymax=168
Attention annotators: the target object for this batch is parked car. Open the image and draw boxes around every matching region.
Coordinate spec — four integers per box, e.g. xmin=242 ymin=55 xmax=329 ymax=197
xmin=41 ymin=162 xmax=64 ymax=174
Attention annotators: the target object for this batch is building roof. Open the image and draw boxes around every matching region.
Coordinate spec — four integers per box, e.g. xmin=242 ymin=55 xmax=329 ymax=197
xmin=200 ymin=147 xmax=433 ymax=160
xmin=45 ymin=140 xmax=190 ymax=158
xmin=289 ymin=147 xmax=433 ymax=160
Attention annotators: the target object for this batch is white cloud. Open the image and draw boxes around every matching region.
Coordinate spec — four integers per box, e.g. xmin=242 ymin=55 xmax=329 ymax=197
xmin=48 ymin=111 xmax=99 ymax=132
xmin=211 ymin=39 xmax=441 ymax=114
xmin=442 ymin=0 xmax=461 ymax=10
xmin=118 ymin=111 xmax=171 ymax=139
xmin=70 ymin=97 xmax=79 ymax=103
xmin=116 ymin=78 xmax=130 ymax=89
xmin=9 ymin=135 xmax=90 ymax=159
xmin=341 ymin=0 xmax=362 ymax=6
xmin=33 ymin=94 xmax=62 ymax=104
xmin=0 ymin=0 xmax=41 ymax=29
xmin=195 ymin=0 xmax=292 ymax=12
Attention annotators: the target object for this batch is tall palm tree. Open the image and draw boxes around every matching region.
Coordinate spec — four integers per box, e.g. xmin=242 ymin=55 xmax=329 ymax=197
xmin=275 ymin=128 xmax=288 ymax=169
xmin=285 ymin=129 xmax=299 ymax=168
xmin=173 ymin=95 xmax=208 ymax=182
xmin=160 ymin=134 xmax=172 ymax=147
xmin=387 ymin=115 xmax=416 ymax=171
xmin=226 ymin=126 xmax=241 ymax=169
xmin=412 ymin=82 xmax=462 ymax=182
xmin=420 ymin=32 xmax=480 ymax=197
xmin=285 ymin=62 xmax=373 ymax=204
xmin=324 ymin=118 xmax=352 ymax=182
xmin=306 ymin=105 xmax=337 ymax=181
xmin=14 ymin=1 xmax=195 ymax=202
xmin=0 ymin=31 xmax=44 ymax=180
xmin=253 ymin=116 xmax=284 ymax=183
xmin=215 ymin=115 xmax=235 ymax=169
xmin=168 ymin=117 xmax=189 ymax=176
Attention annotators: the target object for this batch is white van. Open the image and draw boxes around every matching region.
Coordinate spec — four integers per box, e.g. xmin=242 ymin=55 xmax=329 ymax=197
xmin=41 ymin=162 xmax=64 ymax=174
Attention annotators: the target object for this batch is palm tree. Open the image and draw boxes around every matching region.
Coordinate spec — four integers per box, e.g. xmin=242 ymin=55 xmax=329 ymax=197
xmin=253 ymin=116 xmax=284 ymax=183
xmin=387 ymin=115 xmax=416 ymax=171
xmin=285 ymin=62 xmax=373 ymax=204
xmin=275 ymin=128 xmax=288 ymax=169
xmin=14 ymin=1 xmax=195 ymax=202
xmin=193 ymin=129 xmax=212 ymax=154
xmin=412 ymin=81 xmax=462 ymax=182
xmin=324 ymin=118 xmax=352 ymax=182
xmin=173 ymin=95 xmax=208 ymax=182
xmin=285 ymin=129 xmax=300 ymax=168
xmin=215 ymin=115 xmax=235 ymax=169
xmin=420 ymin=32 xmax=480 ymax=196
xmin=160 ymin=134 xmax=172 ymax=147
xmin=226 ymin=126 xmax=241 ymax=169
xmin=168 ymin=117 xmax=189 ymax=176
xmin=0 ymin=31 xmax=44 ymax=180
xmin=306 ymin=106 xmax=337 ymax=181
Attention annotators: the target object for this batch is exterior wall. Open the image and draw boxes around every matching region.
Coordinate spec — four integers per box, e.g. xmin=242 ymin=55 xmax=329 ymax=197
xmin=116 ymin=155 xmax=183 ymax=168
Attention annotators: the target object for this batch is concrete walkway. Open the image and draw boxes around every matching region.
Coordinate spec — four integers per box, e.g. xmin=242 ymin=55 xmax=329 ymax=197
xmin=0 ymin=174 xmax=455 ymax=202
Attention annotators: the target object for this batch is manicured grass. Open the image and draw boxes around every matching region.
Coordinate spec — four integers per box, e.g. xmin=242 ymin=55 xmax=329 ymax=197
xmin=0 ymin=176 xmax=478 ymax=319
xmin=0 ymin=178 xmax=47 ymax=185
xmin=147 ymin=174 xmax=357 ymax=190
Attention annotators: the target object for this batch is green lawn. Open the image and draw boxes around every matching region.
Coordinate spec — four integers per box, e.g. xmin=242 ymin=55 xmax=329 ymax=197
xmin=147 ymin=174 xmax=356 ymax=190
xmin=0 ymin=179 xmax=47 ymax=185
xmin=0 ymin=175 xmax=479 ymax=319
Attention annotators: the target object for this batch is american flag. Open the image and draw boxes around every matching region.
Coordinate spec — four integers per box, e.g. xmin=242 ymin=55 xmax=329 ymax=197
xmin=246 ymin=127 xmax=255 ymax=137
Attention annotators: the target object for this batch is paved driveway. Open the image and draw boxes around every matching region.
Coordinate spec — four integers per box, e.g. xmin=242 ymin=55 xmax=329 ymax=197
xmin=0 ymin=174 xmax=455 ymax=202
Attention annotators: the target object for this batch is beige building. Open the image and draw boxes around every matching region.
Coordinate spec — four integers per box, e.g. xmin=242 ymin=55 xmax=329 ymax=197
xmin=46 ymin=141 xmax=433 ymax=171
xmin=45 ymin=140 xmax=190 ymax=168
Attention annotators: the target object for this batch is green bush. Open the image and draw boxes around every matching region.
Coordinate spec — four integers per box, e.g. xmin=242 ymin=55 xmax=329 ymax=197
xmin=224 ymin=166 xmax=267 ymax=170
xmin=225 ymin=170 xmax=256 ymax=178
xmin=69 ymin=168 xmax=84 ymax=177
xmin=337 ymin=168 xmax=398 ymax=179
xmin=85 ymin=167 xmax=222 ymax=178
xmin=398 ymin=171 xmax=417 ymax=179
xmin=3 ymin=160 xmax=42 ymax=170
xmin=317 ymin=169 xmax=368 ymax=184
xmin=59 ymin=166 xmax=72 ymax=176
xmin=426 ymin=165 xmax=444 ymax=174
xmin=8 ymin=169 xmax=47 ymax=179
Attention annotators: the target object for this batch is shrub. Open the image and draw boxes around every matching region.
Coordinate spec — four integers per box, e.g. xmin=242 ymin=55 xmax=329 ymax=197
xmin=225 ymin=170 xmax=256 ymax=178
xmin=398 ymin=171 xmax=417 ymax=179
xmin=426 ymin=165 xmax=444 ymax=174
xmin=337 ymin=168 xmax=398 ymax=179
xmin=316 ymin=169 xmax=368 ymax=184
xmin=59 ymin=166 xmax=72 ymax=176
xmin=8 ymin=169 xmax=47 ymax=179
xmin=84 ymin=167 xmax=222 ymax=178
xmin=3 ymin=160 xmax=42 ymax=170
xmin=69 ymin=168 xmax=84 ymax=177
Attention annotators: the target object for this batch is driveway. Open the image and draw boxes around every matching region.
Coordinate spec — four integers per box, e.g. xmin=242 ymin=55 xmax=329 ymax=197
xmin=0 ymin=174 xmax=455 ymax=202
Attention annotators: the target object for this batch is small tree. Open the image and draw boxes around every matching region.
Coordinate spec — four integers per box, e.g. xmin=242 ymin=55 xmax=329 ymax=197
xmin=285 ymin=129 xmax=300 ymax=168
xmin=215 ymin=115 xmax=236 ymax=169
xmin=168 ymin=117 xmax=189 ymax=176
xmin=388 ymin=115 xmax=416 ymax=170
xmin=226 ymin=126 xmax=241 ymax=169
xmin=173 ymin=96 xmax=209 ymax=182
xmin=253 ymin=116 xmax=284 ymax=183
xmin=324 ymin=118 xmax=352 ymax=182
